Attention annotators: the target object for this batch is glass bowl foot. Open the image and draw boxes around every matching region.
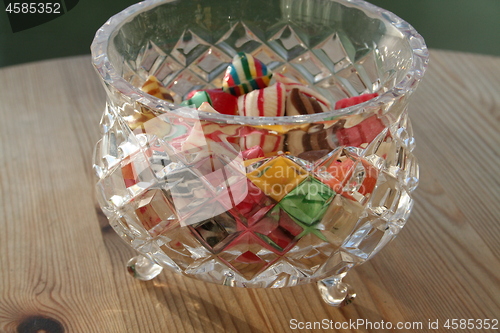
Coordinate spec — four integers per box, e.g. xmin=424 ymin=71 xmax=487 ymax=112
xmin=126 ymin=255 xmax=163 ymax=281
xmin=317 ymin=275 xmax=356 ymax=307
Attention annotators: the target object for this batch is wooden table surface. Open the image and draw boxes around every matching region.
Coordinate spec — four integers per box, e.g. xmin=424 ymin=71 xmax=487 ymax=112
xmin=0 ymin=49 xmax=499 ymax=333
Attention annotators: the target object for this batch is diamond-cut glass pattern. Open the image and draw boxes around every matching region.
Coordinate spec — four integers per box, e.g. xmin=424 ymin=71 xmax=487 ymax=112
xmin=336 ymin=65 xmax=369 ymax=95
xmin=250 ymin=45 xmax=286 ymax=71
xmin=192 ymin=154 xmax=233 ymax=192
xmin=135 ymin=189 xmax=178 ymax=236
xmin=190 ymin=47 xmax=232 ymax=84
xmin=290 ymin=51 xmax=331 ymax=83
xmin=157 ymin=227 xmax=212 ymax=270
xmin=312 ymin=32 xmax=354 ymax=73
xmin=355 ymin=49 xmax=383 ymax=92
xmin=216 ymin=21 xmax=265 ymax=55
xmin=341 ymin=160 xmax=379 ymax=205
xmin=315 ymin=250 xmax=360 ymax=278
xmin=363 ymin=125 xmax=415 ymax=184
xmin=315 ymin=76 xmax=350 ymax=102
xmin=151 ymin=55 xmax=184 ymax=82
xmin=368 ymin=171 xmax=405 ymax=219
xmin=94 ymin=0 xmax=425 ymax=287
xmin=130 ymin=113 xmax=174 ymax=139
xmin=319 ymin=195 xmax=365 ymax=247
xmin=138 ymin=42 xmax=162 ymax=70
xmin=250 ymin=205 xmax=303 ymax=253
xmin=167 ymin=120 xmax=210 ymax=165
xmin=171 ymin=29 xmax=210 ymax=66
xmin=96 ymin=164 xmax=130 ymax=209
xmin=285 ymin=233 xmax=337 ymax=276
xmin=108 ymin=215 xmax=135 ymax=244
xmin=142 ymin=137 xmax=179 ymax=181
xmin=244 ymin=156 xmax=273 ymax=174
xmin=117 ymin=211 xmax=151 ymax=240
xmin=125 ymin=16 xmax=401 ymax=104
xmin=121 ymin=152 xmax=155 ymax=196
xmin=163 ymin=167 xmax=213 ymax=219
xmin=229 ymin=179 xmax=276 ymax=225
xmin=189 ymin=208 xmax=240 ymax=253
xmin=342 ymin=216 xmax=399 ymax=260
xmin=219 ymin=232 xmax=279 ymax=280
xmin=98 ymin=104 xmax=140 ymax=168
xmin=166 ymin=69 xmax=208 ymax=97
xmin=183 ymin=257 xmax=232 ymax=283
xmin=268 ymin=24 xmax=308 ymax=61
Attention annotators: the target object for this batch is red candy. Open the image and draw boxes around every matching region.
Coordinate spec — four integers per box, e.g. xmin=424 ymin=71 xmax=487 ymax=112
xmin=187 ymin=89 xmax=238 ymax=115
xmin=334 ymin=93 xmax=378 ymax=110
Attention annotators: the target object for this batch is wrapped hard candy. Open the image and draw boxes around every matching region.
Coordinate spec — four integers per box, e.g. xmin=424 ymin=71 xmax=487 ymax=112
xmin=124 ymin=108 xmax=157 ymax=131
xmin=336 ymin=115 xmax=385 ymax=147
xmin=333 ymin=93 xmax=384 ymax=147
xmin=273 ymin=73 xmax=330 ymax=108
xmin=242 ymin=145 xmax=265 ymax=160
xmin=237 ymin=82 xmax=286 ymax=117
xmin=205 ymin=89 xmax=238 ymax=115
xmin=286 ymin=88 xmax=328 ymax=116
xmin=222 ymin=52 xmax=272 ymax=96
xmin=180 ymin=91 xmax=211 ymax=108
xmin=125 ymin=75 xmax=176 ymax=131
xmin=334 ymin=93 xmax=378 ymax=109
xmin=140 ymin=75 xmax=175 ymax=102
xmin=319 ymin=155 xmax=378 ymax=198
xmin=184 ymin=89 xmax=238 ymax=115
xmin=285 ymin=121 xmax=344 ymax=157
xmin=240 ymin=131 xmax=284 ymax=153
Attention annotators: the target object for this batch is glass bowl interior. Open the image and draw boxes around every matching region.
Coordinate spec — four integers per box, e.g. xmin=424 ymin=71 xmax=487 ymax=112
xmin=91 ymin=0 xmax=428 ymax=125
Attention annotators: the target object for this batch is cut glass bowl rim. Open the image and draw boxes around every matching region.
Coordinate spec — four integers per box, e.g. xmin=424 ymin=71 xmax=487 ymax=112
xmin=91 ymin=0 xmax=429 ymax=125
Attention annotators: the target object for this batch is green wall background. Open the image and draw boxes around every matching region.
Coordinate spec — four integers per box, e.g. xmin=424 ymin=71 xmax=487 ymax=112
xmin=1 ymin=0 xmax=499 ymax=68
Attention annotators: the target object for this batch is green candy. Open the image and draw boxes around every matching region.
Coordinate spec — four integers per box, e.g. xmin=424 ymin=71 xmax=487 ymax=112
xmin=278 ymin=177 xmax=336 ymax=226
xmin=180 ymin=91 xmax=212 ymax=108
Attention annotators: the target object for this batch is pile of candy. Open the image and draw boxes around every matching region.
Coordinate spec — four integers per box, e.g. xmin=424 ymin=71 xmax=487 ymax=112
xmin=179 ymin=52 xmax=332 ymax=117
xmin=141 ymin=52 xmax=377 ymax=117
xmin=137 ymin=52 xmax=385 ymax=154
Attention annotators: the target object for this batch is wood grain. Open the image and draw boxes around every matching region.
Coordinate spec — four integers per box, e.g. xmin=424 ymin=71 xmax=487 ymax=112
xmin=0 ymin=50 xmax=499 ymax=333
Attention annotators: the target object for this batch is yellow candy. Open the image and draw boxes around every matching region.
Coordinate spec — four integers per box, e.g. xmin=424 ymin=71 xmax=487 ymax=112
xmin=141 ymin=75 xmax=174 ymax=102
xmin=247 ymin=156 xmax=308 ymax=201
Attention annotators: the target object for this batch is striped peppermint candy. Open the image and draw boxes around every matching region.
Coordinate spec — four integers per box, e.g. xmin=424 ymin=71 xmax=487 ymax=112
xmin=237 ymin=82 xmax=286 ymax=117
xmin=240 ymin=131 xmax=284 ymax=153
xmin=273 ymin=73 xmax=330 ymax=108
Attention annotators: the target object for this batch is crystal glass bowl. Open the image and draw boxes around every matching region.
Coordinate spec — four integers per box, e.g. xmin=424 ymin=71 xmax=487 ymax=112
xmin=91 ymin=0 xmax=428 ymax=306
